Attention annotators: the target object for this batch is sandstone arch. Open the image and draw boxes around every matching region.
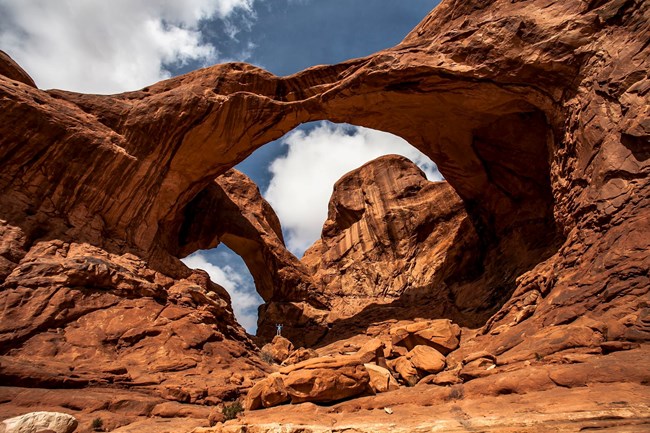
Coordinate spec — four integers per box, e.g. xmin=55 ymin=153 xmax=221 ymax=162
xmin=0 ymin=0 xmax=647 ymax=365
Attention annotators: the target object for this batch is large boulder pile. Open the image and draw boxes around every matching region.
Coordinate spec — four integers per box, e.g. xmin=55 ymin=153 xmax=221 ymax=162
xmin=245 ymin=319 xmax=463 ymax=409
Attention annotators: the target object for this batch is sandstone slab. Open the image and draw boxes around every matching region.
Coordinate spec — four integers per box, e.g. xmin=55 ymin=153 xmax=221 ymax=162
xmin=364 ymin=363 xmax=400 ymax=393
xmin=2 ymin=412 xmax=77 ymax=433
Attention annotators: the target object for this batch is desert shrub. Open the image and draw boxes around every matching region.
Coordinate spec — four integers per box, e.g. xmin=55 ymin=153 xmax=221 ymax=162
xmin=222 ymin=400 xmax=244 ymax=420
xmin=260 ymin=351 xmax=275 ymax=364
xmin=91 ymin=417 xmax=104 ymax=431
xmin=447 ymin=385 xmax=464 ymax=401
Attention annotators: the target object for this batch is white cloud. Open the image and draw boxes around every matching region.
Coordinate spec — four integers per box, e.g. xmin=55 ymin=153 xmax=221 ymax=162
xmin=0 ymin=0 xmax=254 ymax=94
xmin=182 ymin=250 xmax=262 ymax=333
xmin=264 ymin=122 xmax=443 ymax=256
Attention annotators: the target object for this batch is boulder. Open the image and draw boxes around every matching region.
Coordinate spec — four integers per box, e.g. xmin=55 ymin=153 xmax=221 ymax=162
xmin=459 ymin=357 xmax=497 ymax=381
xmin=261 ymin=335 xmax=294 ymax=363
xmin=356 ymin=338 xmax=386 ymax=364
xmin=390 ymin=320 xmax=461 ymax=354
xmin=432 ymin=370 xmax=462 ymax=386
xmin=2 ymin=412 xmax=78 ymax=433
xmin=390 ymin=356 xmax=420 ymax=386
xmin=246 ymin=350 xmax=379 ymax=409
xmin=407 ymin=345 xmax=446 ymax=374
xmin=284 ymin=364 xmax=369 ymax=404
xmin=243 ymin=373 xmax=289 ymax=410
xmin=364 ymin=363 xmax=400 ymax=393
xmin=283 ymin=348 xmax=318 ymax=365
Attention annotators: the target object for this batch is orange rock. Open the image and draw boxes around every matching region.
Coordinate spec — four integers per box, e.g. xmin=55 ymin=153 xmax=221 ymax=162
xmin=1 ymin=0 xmax=649 ymax=427
xmin=407 ymin=345 xmax=446 ymax=374
xmin=284 ymin=364 xmax=369 ymax=404
xmin=282 ymin=348 xmax=319 ymax=366
xmin=459 ymin=357 xmax=497 ymax=381
xmin=390 ymin=319 xmax=461 ymax=354
xmin=390 ymin=357 xmax=420 ymax=387
xmin=364 ymin=363 xmax=400 ymax=393
xmin=244 ymin=373 xmax=289 ymax=410
xmin=261 ymin=335 xmax=294 ymax=364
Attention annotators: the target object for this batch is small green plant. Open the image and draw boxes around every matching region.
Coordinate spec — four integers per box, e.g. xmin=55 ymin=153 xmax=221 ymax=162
xmin=222 ymin=401 xmax=244 ymax=421
xmin=260 ymin=351 xmax=275 ymax=364
xmin=91 ymin=417 xmax=104 ymax=432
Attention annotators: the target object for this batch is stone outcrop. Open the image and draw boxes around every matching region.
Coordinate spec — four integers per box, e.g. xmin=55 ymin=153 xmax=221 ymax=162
xmin=1 ymin=0 xmax=647 ymax=351
xmin=390 ymin=319 xmax=461 ymax=354
xmin=244 ymin=355 xmax=372 ymax=410
xmin=202 ymin=349 xmax=650 ymax=433
xmin=168 ymin=170 xmax=321 ymax=305
xmin=303 ymin=156 xmax=468 ymax=314
xmin=0 ymin=50 xmax=36 ymax=88
xmin=260 ymin=156 xmax=476 ymax=345
xmin=245 ymin=339 xmax=402 ymax=409
xmin=245 ymin=329 xmax=461 ymax=409
xmin=0 ymin=237 xmax=267 ymax=409
xmin=260 ymin=336 xmax=294 ymax=364
xmin=0 ymin=0 xmax=649 ymax=430
xmin=2 ymin=411 xmax=77 ymax=433
xmin=364 ymin=363 xmax=399 ymax=394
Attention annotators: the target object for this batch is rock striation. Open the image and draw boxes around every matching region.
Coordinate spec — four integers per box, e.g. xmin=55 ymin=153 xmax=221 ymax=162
xmin=259 ymin=155 xmax=479 ymax=344
xmin=0 ymin=0 xmax=649 ymax=431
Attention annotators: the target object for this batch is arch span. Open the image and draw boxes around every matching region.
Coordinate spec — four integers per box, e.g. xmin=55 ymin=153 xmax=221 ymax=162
xmin=1 ymin=0 xmax=645 ymax=351
xmin=1 ymin=4 xmax=565 ymax=344
xmin=159 ymin=103 xmax=561 ymax=345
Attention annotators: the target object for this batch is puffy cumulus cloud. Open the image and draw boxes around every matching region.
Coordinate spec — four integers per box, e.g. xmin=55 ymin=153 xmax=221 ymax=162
xmin=182 ymin=250 xmax=262 ymax=333
xmin=264 ymin=122 xmax=443 ymax=256
xmin=0 ymin=0 xmax=254 ymax=94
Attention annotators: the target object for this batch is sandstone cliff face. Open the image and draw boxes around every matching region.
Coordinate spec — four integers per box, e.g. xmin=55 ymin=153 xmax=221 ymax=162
xmin=303 ymin=155 xmax=467 ymax=312
xmin=1 ymin=0 xmax=649 ymax=430
xmin=259 ymin=156 xmax=492 ymax=346
xmin=0 ymin=235 xmax=266 ymax=399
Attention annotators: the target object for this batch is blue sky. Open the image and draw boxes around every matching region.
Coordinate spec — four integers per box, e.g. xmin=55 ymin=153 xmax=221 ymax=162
xmin=0 ymin=0 xmax=441 ymax=333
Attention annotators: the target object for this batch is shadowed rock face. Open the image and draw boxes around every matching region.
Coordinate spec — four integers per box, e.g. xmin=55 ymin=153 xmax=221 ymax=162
xmin=0 ymin=0 xmax=649 ymax=428
xmin=258 ymin=155 xmax=503 ymax=346
xmin=164 ymin=169 xmax=320 ymax=305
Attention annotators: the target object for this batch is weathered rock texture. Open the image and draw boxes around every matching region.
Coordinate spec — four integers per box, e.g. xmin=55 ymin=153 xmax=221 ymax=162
xmin=166 ymin=170 xmax=321 ymax=305
xmin=1 ymin=0 xmax=649 ymax=431
xmin=260 ymin=155 xmax=514 ymax=346
xmin=0 ymin=238 xmax=266 ymax=401
xmin=201 ymin=347 xmax=650 ymax=432
xmin=2 ymin=411 xmax=77 ymax=433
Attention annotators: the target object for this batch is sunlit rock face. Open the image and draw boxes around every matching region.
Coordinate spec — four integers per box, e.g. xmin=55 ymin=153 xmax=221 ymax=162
xmin=0 ymin=0 xmax=648 ymax=429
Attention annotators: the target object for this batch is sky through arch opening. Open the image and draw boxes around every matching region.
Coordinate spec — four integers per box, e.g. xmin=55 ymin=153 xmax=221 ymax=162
xmin=243 ymin=120 xmax=443 ymax=257
xmin=182 ymin=120 xmax=443 ymax=334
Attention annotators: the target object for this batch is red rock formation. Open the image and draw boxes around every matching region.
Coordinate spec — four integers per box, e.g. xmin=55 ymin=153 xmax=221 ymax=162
xmin=0 ymin=238 xmax=266 ymax=402
xmin=0 ymin=0 xmax=648 ymax=430
xmin=0 ymin=50 xmax=36 ymax=87
xmin=304 ymin=155 xmax=468 ymax=318
xmin=165 ymin=169 xmax=321 ymax=305
xmin=260 ymin=155 xmax=486 ymax=345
